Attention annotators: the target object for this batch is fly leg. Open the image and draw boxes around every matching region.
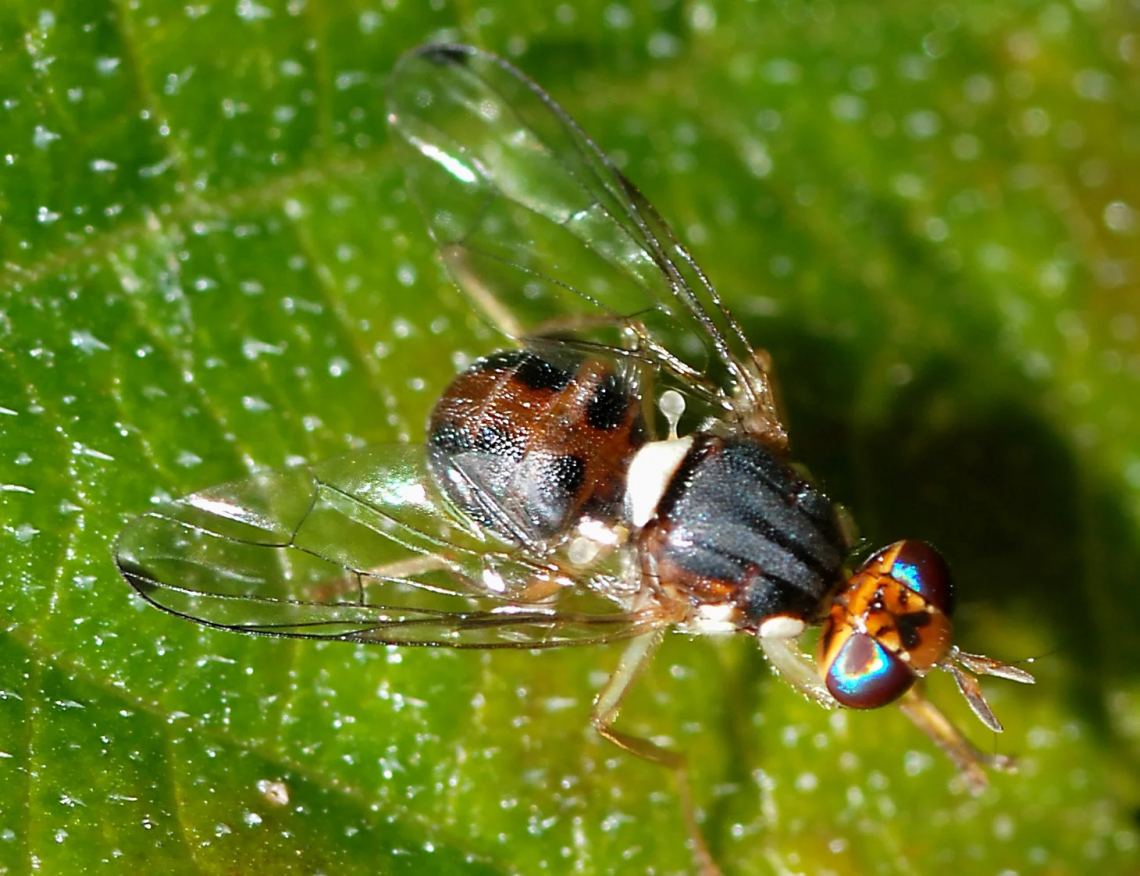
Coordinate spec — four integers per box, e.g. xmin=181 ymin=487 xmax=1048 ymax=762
xmin=757 ymin=623 xmax=839 ymax=709
xmin=897 ymin=688 xmax=1015 ymax=795
xmin=592 ymin=630 xmax=721 ymax=876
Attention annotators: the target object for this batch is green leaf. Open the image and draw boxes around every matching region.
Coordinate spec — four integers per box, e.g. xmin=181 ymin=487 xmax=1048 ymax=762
xmin=2 ymin=2 xmax=1138 ymax=873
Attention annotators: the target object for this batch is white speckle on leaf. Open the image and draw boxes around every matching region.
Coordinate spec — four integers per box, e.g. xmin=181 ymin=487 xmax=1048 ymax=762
xmin=32 ymin=126 xmax=60 ymax=149
xmin=359 ymin=11 xmax=382 ymax=33
xmin=689 ymin=2 xmax=716 ymax=31
xmin=242 ymin=395 xmax=270 ymax=412
xmin=765 ymin=59 xmax=800 ymax=85
xmin=992 ymin=812 xmax=1016 ymax=841
xmin=138 ymin=156 xmax=175 ymax=178
xmin=1104 ymin=201 xmax=1136 ymax=235
xmin=903 ymin=749 xmax=934 ymax=776
xmin=73 ymin=442 xmax=114 ymax=461
xmin=1021 ymin=106 xmax=1051 ymax=136
xmin=831 ymin=94 xmax=866 ymax=122
xmin=893 ymin=173 xmax=925 ymax=200
xmin=849 ymin=65 xmax=877 ymax=91
xmin=70 ymin=330 xmax=110 ymax=353
xmin=952 ymin=133 xmax=981 ymax=160
xmin=257 ymin=780 xmax=290 ymax=807
xmin=335 ymin=71 xmax=366 ymax=90
xmin=1073 ymin=68 xmax=1113 ymax=102
xmin=647 ymin=32 xmax=680 ymax=58
xmin=236 ymin=0 xmax=273 ymax=21
xmin=242 ymin=338 xmax=286 ymax=360
xmin=604 ymin=4 xmax=632 ymax=29
xmin=904 ymin=109 xmax=941 ymax=139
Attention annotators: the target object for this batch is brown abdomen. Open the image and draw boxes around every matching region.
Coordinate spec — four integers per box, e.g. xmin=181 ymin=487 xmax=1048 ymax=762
xmin=427 ymin=349 xmax=646 ymax=546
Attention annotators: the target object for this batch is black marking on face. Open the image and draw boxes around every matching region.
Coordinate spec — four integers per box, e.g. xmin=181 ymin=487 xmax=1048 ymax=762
xmin=894 ymin=610 xmax=932 ymax=652
xmin=585 ymin=372 xmax=629 ymax=431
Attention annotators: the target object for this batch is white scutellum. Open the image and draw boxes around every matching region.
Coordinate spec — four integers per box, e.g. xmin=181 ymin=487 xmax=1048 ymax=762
xmin=624 ymin=436 xmax=695 ymax=529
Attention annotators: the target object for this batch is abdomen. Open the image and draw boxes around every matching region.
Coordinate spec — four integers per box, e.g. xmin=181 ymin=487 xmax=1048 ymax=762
xmin=427 ymin=349 xmax=647 ymax=546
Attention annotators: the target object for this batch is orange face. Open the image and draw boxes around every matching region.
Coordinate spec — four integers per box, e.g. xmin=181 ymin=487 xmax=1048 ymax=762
xmin=818 ymin=541 xmax=955 ymax=709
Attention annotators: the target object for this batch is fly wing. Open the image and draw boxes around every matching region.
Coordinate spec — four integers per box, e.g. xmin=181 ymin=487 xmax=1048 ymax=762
xmin=387 ymin=44 xmax=787 ymax=447
xmin=115 ymin=445 xmax=662 ymax=647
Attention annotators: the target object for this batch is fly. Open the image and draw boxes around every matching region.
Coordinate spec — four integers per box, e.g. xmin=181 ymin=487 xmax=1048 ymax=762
xmin=115 ymin=44 xmax=1034 ymax=875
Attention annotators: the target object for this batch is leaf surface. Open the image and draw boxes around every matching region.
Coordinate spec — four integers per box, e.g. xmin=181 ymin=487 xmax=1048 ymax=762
xmin=2 ymin=2 xmax=1138 ymax=873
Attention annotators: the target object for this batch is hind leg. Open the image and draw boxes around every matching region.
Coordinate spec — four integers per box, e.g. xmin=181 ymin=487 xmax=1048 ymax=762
xmin=592 ymin=630 xmax=721 ymax=876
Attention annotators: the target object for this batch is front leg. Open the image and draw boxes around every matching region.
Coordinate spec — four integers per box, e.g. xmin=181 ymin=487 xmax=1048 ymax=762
xmin=897 ymin=688 xmax=1016 ymax=795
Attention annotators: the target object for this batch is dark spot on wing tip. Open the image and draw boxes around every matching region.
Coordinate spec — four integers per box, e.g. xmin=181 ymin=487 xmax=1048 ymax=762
xmin=421 ymin=45 xmax=471 ymax=67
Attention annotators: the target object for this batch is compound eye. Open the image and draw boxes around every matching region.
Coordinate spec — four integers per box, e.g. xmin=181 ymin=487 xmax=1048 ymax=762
xmin=874 ymin=540 xmax=955 ymax=617
xmin=824 ymin=632 xmax=916 ymax=709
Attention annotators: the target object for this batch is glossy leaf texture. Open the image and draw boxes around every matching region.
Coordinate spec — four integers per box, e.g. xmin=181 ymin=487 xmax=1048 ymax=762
xmin=2 ymin=2 xmax=1139 ymax=875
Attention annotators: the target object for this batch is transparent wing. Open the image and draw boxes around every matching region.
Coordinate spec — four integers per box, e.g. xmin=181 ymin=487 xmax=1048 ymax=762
xmin=115 ymin=445 xmax=664 ymax=648
xmin=387 ymin=44 xmax=787 ymax=448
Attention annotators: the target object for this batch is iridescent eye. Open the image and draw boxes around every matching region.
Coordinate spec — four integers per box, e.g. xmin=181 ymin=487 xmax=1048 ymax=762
xmin=871 ymin=540 xmax=954 ymax=616
xmin=824 ymin=631 xmax=916 ymax=709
